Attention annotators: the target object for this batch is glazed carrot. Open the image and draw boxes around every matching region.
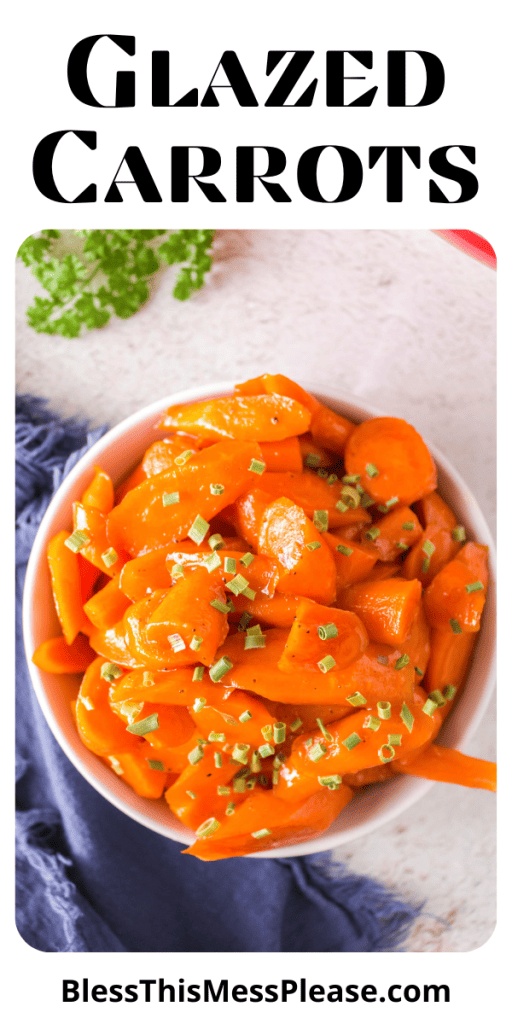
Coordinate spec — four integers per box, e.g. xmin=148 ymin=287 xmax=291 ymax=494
xmin=392 ymin=744 xmax=496 ymax=791
xmin=338 ymin=578 xmax=422 ymax=647
xmin=119 ymin=589 xmax=223 ymax=670
xmin=81 ymin=465 xmax=114 ymax=514
xmin=423 ymin=542 xmax=489 ymax=632
xmin=83 ymin=576 xmax=132 ymax=631
xmin=299 ymin=435 xmax=337 ymax=470
xmin=75 ymin=657 xmax=142 ymax=756
xmin=107 ymin=440 xmax=264 ymax=557
xmin=184 ymin=785 xmax=353 ymax=860
xmin=166 ymin=549 xmax=280 ymax=599
xmin=345 ymin=417 xmax=437 ymax=506
xmin=361 ymin=506 xmax=423 ymax=562
xmin=233 ymin=374 xmax=268 ymax=396
xmin=143 ymin=570 xmax=229 ymax=665
xmin=361 ymin=561 xmax=402 ymax=584
xmin=88 ymin=619 xmax=143 ymax=669
xmin=78 ymin=555 xmax=102 ymax=605
xmin=229 ymin=592 xmax=300 ymax=629
xmin=258 ymin=437 xmax=303 ymax=472
xmin=47 ymin=530 xmax=91 ymax=644
xmin=258 ymin=471 xmax=372 ymax=529
xmin=415 ymin=491 xmax=458 ymax=531
xmin=258 ymin=497 xmax=337 ymax=605
xmin=260 ymin=698 xmax=354 ymax=735
xmin=165 ymin=745 xmax=242 ymax=829
xmin=324 ymin=533 xmax=378 ymax=590
xmin=32 ymin=633 xmax=96 ymax=674
xmin=104 ymin=750 xmax=169 ymax=799
xmin=160 ymin=394 xmax=311 ymax=442
xmin=142 ymin=437 xmax=199 ymax=477
xmin=343 ymin=765 xmax=395 ymax=788
xmin=277 ymin=598 xmax=368 ymax=673
xmin=115 ymin=462 xmax=147 ymax=503
xmin=110 ymin=667 xmax=221 ymax=706
xmin=232 ymin=487 xmax=275 ymax=548
xmin=73 ymin=502 xmax=127 ymax=577
xmin=113 ymin=701 xmax=195 ymax=751
xmin=119 ymin=540 xmax=214 ymax=603
xmin=402 ymin=522 xmax=461 ymax=586
xmin=422 ymin=629 xmax=476 ymax=711
xmin=190 ymin=689 xmax=278 ymax=748
xmin=262 ymin=374 xmax=356 ymax=453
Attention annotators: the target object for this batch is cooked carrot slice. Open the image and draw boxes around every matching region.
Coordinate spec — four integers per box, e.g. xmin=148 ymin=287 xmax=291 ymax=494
xmin=229 ymin=593 xmax=300 ymax=629
xmin=142 ymin=437 xmax=199 ymax=477
xmin=423 ymin=629 xmax=476 ymax=711
xmin=361 ymin=506 xmax=423 ymax=562
xmin=75 ymin=657 xmax=142 ymax=756
xmin=258 ymin=471 xmax=372 ymax=529
xmin=345 ymin=417 xmax=437 ymax=505
xmin=165 ymin=745 xmax=242 ymax=828
xmin=414 ymin=491 xmax=458 ymax=531
xmin=160 ymin=394 xmax=311 ymax=442
xmin=299 ymin=435 xmax=337 ymax=470
xmin=392 ymin=745 xmax=496 ymax=791
xmin=115 ymin=462 xmax=147 ymax=503
xmin=338 ymin=578 xmax=422 ymax=646
xmin=32 ymin=633 xmax=96 ymax=674
xmin=258 ymin=497 xmax=337 ymax=605
xmin=278 ymin=598 xmax=368 ymax=674
xmin=73 ymin=502 xmax=127 ymax=577
xmin=423 ymin=542 xmax=489 ymax=632
xmin=262 ymin=373 xmax=356 ymax=453
xmin=110 ymin=667 xmax=220 ymax=706
xmin=324 ymin=533 xmax=378 ymax=590
xmin=83 ymin=575 xmax=132 ymax=631
xmin=190 ymin=689 xmax=277 ymax=748
xmin=144 ymin=569 xmax=229 ymax=665
xmin=104 ymin=750 xmax=169 ymax=799
xmin=47 ymin=530 xmax=91 ymax=644
xmin=81 ymin=465 xmax=114 ymax=514
xmin=402 ymin=522 xmax=461 ymax=586
xmin=258 ymin=437 xmax=303 ymax=472
xmin=113 ymin=701 xmax=195 ymax=751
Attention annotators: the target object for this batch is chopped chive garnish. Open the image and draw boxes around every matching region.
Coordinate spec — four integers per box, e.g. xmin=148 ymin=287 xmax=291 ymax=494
xmin=305 ymin=738 xmax=313 ymax=748
xmin=214 ymin=751 xmax=223 ymax=768
xmin=237 ymin=611 xmax=252 ymax=632
xmin=466 ymin=580 xmax=484 ymax=593
xmin=414 ymin=666 xmax=424 ymax=677
xmin=272 ymin=770 xmax=280 ymax=785
xmin=452 ymin=525 xmax=466 ymax=542
xmin=377 ymin=701 xmax=392 ymax=720
xmin=168 ymin=632 xmax=186 ymax=653
xmin=126 ymin=713 xmax=159 ymax=736
xmin=366 ymin=462 xmax=379 ymax=477
xmin=242 ymin=586 xmax=256 ymax=601
xmin=174 ymin=449 xmax=194 ymax=466
xmin=316 ymin=718 xmax=333 ymax=741
xmin=188 ymin=514 xmax=209 ymax=545
xmin=290 ymin=718 xmax=303 ymax=732
xmin=240 ymin=552 xmax=255 ymax=567
xmin=422 ymin=698 xmax=438 ymax=717
xmin=428 ymin=689 xmax=446 ymax=707
xmin=210 ymin=598 xmax=231 ymax=614
xmin=317 ymin=468 xmax=328 ymax=479
xmin=101 ymin=547 xmax=118 ymax=567
xmin=449 ymin=618 xmax=463 ymax=634
xmin=64 ymin=529 xmax=89 ymax=553
xmin=192 ymin=666 xmax=205 ymax=682
xmin=196 ymin=817 xmax=220 ymax=838
xmin=108 ymin=757 xmax=123 ymax=775
xmin=336 ymin=544 xmax=353 ymax=556
xmin=318 ymin=774 xmax=343 ymax=789
xmin=142 ymin=671 xmax=155 ymax=688
xmin=232 ymin=743 xmax=250 ymax=764
xmin=249 ymin=459 xmax=266 ymax=475
xmin=148 ymin=760 xmax=165 ymax=771
xmin=365 ymin=526 xmax=380 ymax=541
xmin=239 ymin=709 xmax=252 ymax=723
xmin=273 ymin=722 xmax=286 ymax=744
xmin=100 ymin=662 xmax=123 ymax=681
xmin=377 ymin=505 xmax=389 ymax=514
xmin=377 ymin=655 xmax=389 ymax=665
xmin=422 ymin=558 xmax=431 ymax=573
xmin=226 ymin=802 xmax=236 ymax=816
xmin=217 ymin=785 xmax=230 ymax=795
xmin=189 ymin=636 xmax=203 ymax=654
xmin=210 ymin=483 xmax=225 ymax=495
xmin=261 ymin=724 xmax=273 ymax=742
xmin=327 ymin=474 xmax=338 ymax=486
xmin=400 ymin=703 xmax=415 ymax=733
xmin=233 ymin=777 xmax=246 ymax=793
xmin=346 ymin=691 xmax=367 ymax=707
xmin=423 ymin=539 xmax=436 ymax=558
xmin=388 ymin=733 xmax=402 ymax=746
xmin=186 ymin=790 xmax=197 ymax=799
xmin=305 ymin=453 xmax=321 ymax=468
xmin=188 ymin=745 xmax=204 ymax=765
xmin=317 ymin=622 xmax=338 ymax=640
xmin=395 ymin=653 xmax=410 ymax=670
xmin=306 ymin=541 xmax=321 ymax=551
xmin=192 ymin=696 xmax=207 ymax=712
xmin=204 ymin=552 xmax=221 ymax=573
xmin=226 ymin=572 xmax=250 ymax=595
xmin=343 ymin=474 xmax=361 ymax=484
xmin=340 ymin=485 xmax=360 ymax=509
xmin=313 ymin=509 xmax=329 ymax=533
xmin=443 ymin=684 xmax=457 ymax=700
xmin=308 ymin=742 xmax=327 ymax=762
xmin=162 ymin=491 xmax=180 ymax=506
xmin=209 ymin=656 xmax=233 ymax=682
xmin=402 ymin=521 xmax=415 ymax=531
xmin=208 ymin=731 xmax=226 ymax=743
xmin=258 ymin=743 xmax=275 ymax=759
xmin=251 ymin=751 xmax=261 ymax=773
xmin=246 ymin=778 xmax=256 ymax=790
xmin=208 ymin=533 xmax=225 ymax=551
xmin=273 ymin=753 xmax=285 ymax=768
xmin=396 ymin=541 xmax=409 ymax=551
xmin=244 ymin=633 xmax=266 ymax=650
xmin=224 ymin=556 xmax=237 ymax=574
xmin=246 ymin=623 xmax=263 ymax=636
xmin=119 ymin=700 xmax=143 ymax=724
xmin=378 ymin=744 xmax=395 ymax=763
xmin=335 ymin=500 xmax=348 ymax=513
xmin=251 ymin=828 xmax=271 ymax=839
xmin=363 ymin=715 xmax=381 ymax=731
xmin=318 ymin=654 xmax=337 ymax=673
xmin=361 ymin=493 xmax=375 ymax=508
xmin=385 ymin=496 xmax=399 ymax=508
xmin=342 ymin=732 xmax=362 ymax=751
xmin=170 ymin=563 xmax=185 ymax=580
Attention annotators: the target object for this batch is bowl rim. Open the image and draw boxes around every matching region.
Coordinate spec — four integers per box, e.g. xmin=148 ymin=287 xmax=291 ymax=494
xmin=22 ymin=380 xmax=496 ymax=858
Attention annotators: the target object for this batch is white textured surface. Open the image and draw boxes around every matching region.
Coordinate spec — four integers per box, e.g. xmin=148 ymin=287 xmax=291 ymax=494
xmin=16 ymin=229 xmax=496 ymax=951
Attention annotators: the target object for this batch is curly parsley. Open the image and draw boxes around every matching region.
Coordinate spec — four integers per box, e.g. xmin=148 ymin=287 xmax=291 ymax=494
xmin=17 ymin=228 xmax=214 ymax=338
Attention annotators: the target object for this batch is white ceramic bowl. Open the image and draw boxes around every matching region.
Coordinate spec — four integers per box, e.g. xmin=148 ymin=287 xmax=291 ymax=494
xmin=23 ymin=382 xmax=496 ymax=858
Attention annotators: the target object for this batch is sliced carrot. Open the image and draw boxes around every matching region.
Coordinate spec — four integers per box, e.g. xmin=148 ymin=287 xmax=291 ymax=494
xmin=229 ymin=592 xmax=300 ymax=629
xmin=338 ymin=578 xmax=422 ymax=646
xmin=73 ymin=503 xmax=127 ymax=578
xmin=113 ymin=701 xmax=195 ymax=751
xmin=160 ymin=394 xmax=311 ymax=442
xmin=32 ymin=633 xmax=96 ymax=674
xmin=423 ymin=542 xmax=489 ymax=632
xmin=258 ymin=437 xmax=303 ymax=472
xmin=232 ymin=487 xmax=275 ymax=548
xmin=190 ymin=689 xmax=277 ymax=748
xmin=277 ymin=598 xmax=368 ymax=673
xmin=115 ymin=462 xmax=147 ymax=504
xmin=324 ymin=533 xmax=378 ymax=590
xmin=402 ymin=522 xmax=461 ymax=586
xmin=262 ymin=373 xmax=355 ymax=453
xmin=47 ymin=530 xmax=91 ymax=644
xmin=414 ymin=491 xmax=458 ymax=531
xmin=233 ymin=374 xmax=268 ymax=396
xmin=143 ymin=570 xmax=229 ymax=665
xmin=110 ymin=667 xmax=220 ymax=706
xmin=392 ymin=744 xmax=496 ymax=791
xmin=258 ymin=471 xmax=372 ymax=529
xmin=75 ymin=657 xmax=142 ymax=756
xmin=345 ymin=417 xmax=437 ymax=505
xmin=81 ymin=465 xmax=114 ymax=514
xmin=258 ymin=497 xmax=337 ymax=605
xmin=299 ymin=435 xmax=337 ymax=470
xmin=105 ymin=750 xmax=169 ymax=798
xmin=361 ymin=506 xmax=423 ymax=562
xmin=165 ymin=745 xmax=242 ymax=829
xmin=142 ymin=437 xmax=199 ymax=477
xmin=422 ymin=629 xmax=476 ymax=713
xmin=83 ymin=575 xmax=132 ymax=631
xmin=360 ymin=561 xmax=402 ymax=584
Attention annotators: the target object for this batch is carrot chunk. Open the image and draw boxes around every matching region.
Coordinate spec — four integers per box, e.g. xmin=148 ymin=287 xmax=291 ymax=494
xmin=338 ymin=578 xmax=422 ymax=646
xmin=32 ymin=633 xmax=96 ymax=674
xmin=423 ymin=542 xmax=489 ymax=632
xmin=160 ymin=394 xmax=311 ymax=442
xmin=258 ymin=497 xmax=337 ymax=605
xmin=47 ymin=530 xmax=91 ymax=644
xmin=345 ymin=417 xmax=437 ymax=505
xmin=278 ymin=598 xmax=368 ymax=673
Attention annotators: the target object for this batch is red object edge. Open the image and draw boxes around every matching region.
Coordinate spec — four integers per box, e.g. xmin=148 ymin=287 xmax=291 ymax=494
xmin=433 ymin=230 xmax=497 ymax=270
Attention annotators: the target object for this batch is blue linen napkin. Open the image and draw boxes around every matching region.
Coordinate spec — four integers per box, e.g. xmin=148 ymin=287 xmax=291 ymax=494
xmin=16 ymin=395 xmax=422 ymax=953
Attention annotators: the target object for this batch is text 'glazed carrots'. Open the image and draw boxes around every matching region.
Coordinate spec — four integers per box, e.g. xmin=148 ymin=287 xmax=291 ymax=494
xmin=33 ymin=375 xmax=494 ymax=860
